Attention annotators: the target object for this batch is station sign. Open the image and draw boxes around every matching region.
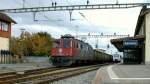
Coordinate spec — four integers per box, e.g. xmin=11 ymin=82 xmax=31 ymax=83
xmin=123 ymin=40 xmax=138 ymax=48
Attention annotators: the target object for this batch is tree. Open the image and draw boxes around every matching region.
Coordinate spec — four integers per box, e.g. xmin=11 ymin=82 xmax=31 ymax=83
xmin=10 ymin=31 xmax=53 ymax=56
xmin=31 ymin=32 xmax=53 ymax=56
xmin=10 ymin=36 xmax=19 ymax=55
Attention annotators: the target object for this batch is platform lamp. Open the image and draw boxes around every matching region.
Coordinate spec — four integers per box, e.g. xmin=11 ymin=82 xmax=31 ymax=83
xmin=20 ymin=28 xmax=26 ymax=57
xmin=22 ymin=0 xmax=26 ymax=8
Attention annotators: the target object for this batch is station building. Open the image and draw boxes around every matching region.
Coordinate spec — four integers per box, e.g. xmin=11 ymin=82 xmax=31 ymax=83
xmin=0 ymin=12 xmax=16 ymax=63
xmin=111 ymin=6 xmax=150 ymax=64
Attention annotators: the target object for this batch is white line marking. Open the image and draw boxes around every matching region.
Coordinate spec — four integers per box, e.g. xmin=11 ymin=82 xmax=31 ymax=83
xmin=112 ymin=78 xmax=150 ymax=80
xmin=107 ymin=65 xmax=150 ymax=80
xmin=107 ymin=65 xmax=118 ymax=79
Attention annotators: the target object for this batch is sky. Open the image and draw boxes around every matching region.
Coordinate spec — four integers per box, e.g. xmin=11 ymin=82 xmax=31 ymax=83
xmin=0 ymin=0 xmax=149 ymax=54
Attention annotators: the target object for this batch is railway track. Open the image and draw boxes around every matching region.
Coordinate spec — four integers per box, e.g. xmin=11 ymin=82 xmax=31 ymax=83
xmin=0 ymin=64 xmax=106 ymax=84
xmin=0 ymin=67 xmax=65 ymax=83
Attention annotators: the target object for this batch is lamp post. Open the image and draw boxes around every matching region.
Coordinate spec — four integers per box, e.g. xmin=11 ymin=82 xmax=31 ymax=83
xmin=20 ymin=28 xmax=26 ymax=56
xmin=23 ymin=0 xmax=25 ymax=8
xmin=75 ymin=25 xmax=79 ymax=38
xmin=20 ymin=28 xmax=25 ymax=33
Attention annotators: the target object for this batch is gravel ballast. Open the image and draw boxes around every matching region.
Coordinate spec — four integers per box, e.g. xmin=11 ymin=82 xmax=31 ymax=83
xmin=49 ymin=70 xmax=97 ymax=84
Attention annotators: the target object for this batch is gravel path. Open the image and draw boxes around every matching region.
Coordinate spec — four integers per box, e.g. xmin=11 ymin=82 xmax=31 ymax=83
xmin=50 ymin=70 xmax=97 ymax=84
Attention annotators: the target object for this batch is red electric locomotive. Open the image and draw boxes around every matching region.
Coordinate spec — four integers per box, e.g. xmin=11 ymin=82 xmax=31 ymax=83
xmin=51 ymin=34 xmax=93 ymax=66
xmin=51 ymin=34 xmax=113 ymax=66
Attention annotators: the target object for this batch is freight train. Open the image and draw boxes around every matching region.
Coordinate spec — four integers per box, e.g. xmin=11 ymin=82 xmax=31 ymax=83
xmin=51 ymin=34 xmax=113 ymax=66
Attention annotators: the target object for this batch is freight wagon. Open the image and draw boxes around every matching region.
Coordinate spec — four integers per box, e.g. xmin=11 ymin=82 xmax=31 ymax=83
xmin=93 ymin=49 xmax=113 ymax=63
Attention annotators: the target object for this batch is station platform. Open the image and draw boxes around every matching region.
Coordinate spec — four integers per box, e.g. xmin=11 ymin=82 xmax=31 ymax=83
xmin=0 ymin=63 xmax=52 ymax=73
xmin=92 ymin=64 xmax=150 ymax=84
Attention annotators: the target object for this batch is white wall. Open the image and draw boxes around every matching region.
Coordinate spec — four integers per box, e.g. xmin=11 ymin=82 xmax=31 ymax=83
xmin=145 ymin=12 xmax=150 ymax=64
xmin=0 ymin=37 xmax=9 ymax=50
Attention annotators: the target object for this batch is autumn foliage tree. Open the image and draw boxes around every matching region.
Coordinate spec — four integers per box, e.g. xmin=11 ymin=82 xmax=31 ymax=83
xmin=31 ymin=32 xmax=53 ymax=56
xmin=10 ymin=31 xmax=53 ymax=56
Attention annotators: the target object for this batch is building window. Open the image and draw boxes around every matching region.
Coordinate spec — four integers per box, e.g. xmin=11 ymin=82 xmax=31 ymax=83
xmin=1 ymin=22 xmax=8 ymax=32
xmin=0 ymin=21 xmax=1 ymax=30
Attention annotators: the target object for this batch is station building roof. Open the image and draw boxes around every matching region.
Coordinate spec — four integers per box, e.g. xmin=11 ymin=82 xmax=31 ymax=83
xmin=0 ymin=12 xmax=16 ymax=24
xmin=111 ymin=6 xmax=148 ymax=52
xmin=111 ymin=35 xmax=145 ymax=52
xmin=134 ymin=6 xmax=149 ymax=35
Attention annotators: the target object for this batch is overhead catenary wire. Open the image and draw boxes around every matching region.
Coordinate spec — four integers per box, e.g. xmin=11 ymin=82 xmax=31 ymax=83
xmin=13 ymin=0 xmax=63 ymax=25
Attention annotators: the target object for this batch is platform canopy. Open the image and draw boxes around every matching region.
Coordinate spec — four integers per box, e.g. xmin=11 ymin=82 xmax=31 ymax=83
xmin=110 ymin=35 xmax=145 ymax=52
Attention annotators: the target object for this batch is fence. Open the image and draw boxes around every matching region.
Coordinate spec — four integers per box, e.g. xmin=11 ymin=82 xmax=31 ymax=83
xmin=0 ymin=50 xmax=13 ymax=64
xmin=0 ymin=50 xmax=51 ymax=64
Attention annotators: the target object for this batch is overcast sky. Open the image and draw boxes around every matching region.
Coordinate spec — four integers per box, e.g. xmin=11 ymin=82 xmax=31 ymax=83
xmin=0 ymin=0 xmax=149 ymax=54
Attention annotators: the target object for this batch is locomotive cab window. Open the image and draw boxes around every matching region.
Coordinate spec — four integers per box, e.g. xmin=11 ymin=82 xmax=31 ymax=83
xmin=76 ymin=43 xmax=79 ymax=48
xmin=63 ymin=38 xmax=71 ymax=48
